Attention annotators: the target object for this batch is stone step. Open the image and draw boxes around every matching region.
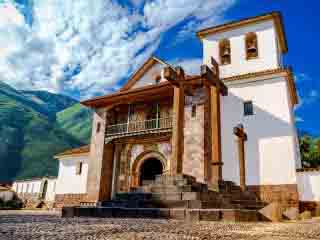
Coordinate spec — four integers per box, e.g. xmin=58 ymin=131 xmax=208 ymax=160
xmin=65 ymin=206 xmax=260 ymax=222
xmin=102 ymin=198 xmax=248 ymax=210
xmin=115 ymin=191 xmax=225 ymax=202
xmin=154 ymin=174 xmax=197 ymax=186
xmin=231 ymin=200 xmax=267 ymax=210
xmin=149 ymin=185 xmax=194 ymax=193
xmin=114 ymin=192 xmax=153 ymax=201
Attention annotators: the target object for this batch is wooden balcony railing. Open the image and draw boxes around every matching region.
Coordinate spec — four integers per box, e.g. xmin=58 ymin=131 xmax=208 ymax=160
xmin=106 ymin=117 xmax=172 ymax=137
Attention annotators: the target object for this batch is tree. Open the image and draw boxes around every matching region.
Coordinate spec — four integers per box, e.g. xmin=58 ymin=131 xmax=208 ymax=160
xmin=299 ymin=134 xmax=320 ymax=168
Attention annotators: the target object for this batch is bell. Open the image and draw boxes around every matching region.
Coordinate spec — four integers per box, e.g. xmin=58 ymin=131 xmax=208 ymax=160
xmin=222 ymin=48 xmax=230 ymax=57
xmin=247 ymin=42 xmax=257 ymax=53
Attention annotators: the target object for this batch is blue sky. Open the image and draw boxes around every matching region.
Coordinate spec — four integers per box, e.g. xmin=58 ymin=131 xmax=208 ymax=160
xmin=0 ymin=0 xmax=319 ymax=135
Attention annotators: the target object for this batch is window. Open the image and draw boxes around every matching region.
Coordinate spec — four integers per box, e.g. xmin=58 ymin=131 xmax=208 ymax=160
xmin=76 ymin=162 xmax=83 ymax=175
xmin=96 ymin=122 xmax=101 ymax=133
xmin=244 ymin=101 xmax=254 ymax=116
xmin=219 ymin=39 xmax=231 ymax=65
xmin=155 ymin=75 xmax=161 ymax=84
xmin=245 ymin=32 xmax=258 ymax=60
xmin=191 ymin=105 xmax=197 ymax=118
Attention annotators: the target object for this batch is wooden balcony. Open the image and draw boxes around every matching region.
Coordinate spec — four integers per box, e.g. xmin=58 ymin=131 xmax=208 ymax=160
xmin=105 ymin=117 xmax=172 ymax=139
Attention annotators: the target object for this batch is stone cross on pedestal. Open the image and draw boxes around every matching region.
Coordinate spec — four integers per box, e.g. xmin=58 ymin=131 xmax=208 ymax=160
xmin=233 ymin=124 xmax=248 ymax=191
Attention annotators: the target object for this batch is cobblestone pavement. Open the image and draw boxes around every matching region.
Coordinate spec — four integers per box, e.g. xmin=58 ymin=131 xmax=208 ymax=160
xmin=1 ymin=211 xmax=320 ymax=240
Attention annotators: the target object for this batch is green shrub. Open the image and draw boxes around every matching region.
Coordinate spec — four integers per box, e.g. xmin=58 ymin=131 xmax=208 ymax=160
xmin=4 ymin=199 xmax=23 ymax=209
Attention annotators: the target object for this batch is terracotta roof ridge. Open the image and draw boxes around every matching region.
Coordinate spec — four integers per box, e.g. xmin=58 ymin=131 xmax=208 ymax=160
xmin=55 ymin=145 xmax=90 ymax=158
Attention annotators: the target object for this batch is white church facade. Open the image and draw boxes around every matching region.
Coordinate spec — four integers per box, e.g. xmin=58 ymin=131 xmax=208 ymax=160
xmin=11 ymin=12 xmax=320 ymax=218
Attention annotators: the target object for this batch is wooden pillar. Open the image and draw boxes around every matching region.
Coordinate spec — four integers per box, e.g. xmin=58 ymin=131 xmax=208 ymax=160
xmin=201 ymin=62 xmax=227 ymax=189
xmin=111 ymin=144 xmax=122 ymax=199
xmin=171 ymin=84 xmax=185 ymax=174
xmin=234 ymin=124 xmax=247 ymax=191
xmin=86 ymin=108 xmax=115 ymax=203
xmin=209 ymin=85 xmax=223 ymax=187
xmin=164 ymin=66 xmax=186 ymax=176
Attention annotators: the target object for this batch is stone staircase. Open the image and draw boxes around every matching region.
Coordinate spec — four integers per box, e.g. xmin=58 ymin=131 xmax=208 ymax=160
xmin=68 ymin=175 xmax=267 ymax=221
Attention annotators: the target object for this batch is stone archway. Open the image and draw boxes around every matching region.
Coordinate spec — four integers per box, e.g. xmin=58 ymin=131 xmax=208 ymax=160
xmin=131 ymin=151 xmax=167 ymax=187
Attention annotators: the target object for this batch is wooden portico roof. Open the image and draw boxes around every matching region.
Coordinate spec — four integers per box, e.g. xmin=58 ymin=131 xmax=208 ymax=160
xmin=81 ymin=81 xmax=175 ymax=108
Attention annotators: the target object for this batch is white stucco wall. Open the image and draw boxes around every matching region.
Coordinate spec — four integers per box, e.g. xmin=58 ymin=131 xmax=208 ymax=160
xmin=13 ymin=179 xmax=42 ymax=194
xmin=45 ymin=179 xmax=57 ymax=201
xmin=12 ymin=177 xmax=57 ymax=201
xmin=221 ymin=75 xmax=299 ymax=186
xmin=297 ymin=171 xmax=320 ymax=202
xmin=55 ymin=155 xmax=89 ymax=194
xmin=203 ymin=20 xmax=282 ymax=78
xmin=131 ymin=63 xmax=167 ymax=89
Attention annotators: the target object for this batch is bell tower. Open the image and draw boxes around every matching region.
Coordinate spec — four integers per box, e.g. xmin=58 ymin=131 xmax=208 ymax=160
xmin=197 ymin=12 xmax=288 ymax=78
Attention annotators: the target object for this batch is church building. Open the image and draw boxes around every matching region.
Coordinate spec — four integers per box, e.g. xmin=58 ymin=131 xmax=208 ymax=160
xmin=49 ymin=12 xmax=320 ymax=219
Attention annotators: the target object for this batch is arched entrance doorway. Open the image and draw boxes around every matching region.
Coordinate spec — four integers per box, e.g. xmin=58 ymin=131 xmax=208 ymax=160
xmin=131 ymin=150 xmax=167 ymax=187
xmin=139 ymin=158 xmax=163 ymax=185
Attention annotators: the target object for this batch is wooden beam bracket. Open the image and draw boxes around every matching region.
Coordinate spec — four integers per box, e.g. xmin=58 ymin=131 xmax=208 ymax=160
xmin=164 ymin=66 xmax=186 ymax=87
xmin=201 ymin=65 xmax=228 ymax=96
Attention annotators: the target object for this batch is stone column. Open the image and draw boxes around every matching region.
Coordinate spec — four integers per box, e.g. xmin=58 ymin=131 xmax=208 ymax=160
xmin=170 ymin=85 xmax=185 ymax=175
xmin=86 ymin=108 xmax=114 ymax=203
xmin=209 ymin=85 xmax=223 ymax=188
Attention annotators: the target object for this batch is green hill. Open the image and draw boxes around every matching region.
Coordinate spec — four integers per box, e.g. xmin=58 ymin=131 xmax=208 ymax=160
xmin=0 ymin=81 xmax=88 ymax=181
xmin=56 ymin=103 xmax=92 ymax=144
xmin=22 ymin=90 xmax=78 ymax=117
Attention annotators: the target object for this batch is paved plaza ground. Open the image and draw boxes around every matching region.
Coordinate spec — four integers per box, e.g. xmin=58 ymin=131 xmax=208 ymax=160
xmin=0 ymin=210 xmax=320 ymax=240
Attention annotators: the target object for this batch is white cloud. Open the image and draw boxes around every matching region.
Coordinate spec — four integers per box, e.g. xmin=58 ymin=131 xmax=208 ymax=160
xmin=0 ymin=0 xmax=236 ymax=99
xmin=295 ymin=116 xmax=304 ymax=123
xmin=309 ymin=90 xmax=318 ymax=98
xmin=295 ymin=73 xmax=311 ymax=83
xmin=296 ymin=89 xmax=319 ymax=110
xmin=170 ymin=58 xmax=203 ymax=75
xmin=130 ymin=0 xmax=145 ymax=8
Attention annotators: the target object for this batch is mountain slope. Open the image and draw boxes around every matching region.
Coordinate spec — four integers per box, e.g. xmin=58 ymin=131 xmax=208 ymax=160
xmin=0 ymin=81 xmax=50 ymax=118
xmin=22 ymin=90 xmax=78 ymax=117
xmin=56 ymin=103 xmax=92 ymax=144
xmin=0 ymin=81 xmax=83 ymax=181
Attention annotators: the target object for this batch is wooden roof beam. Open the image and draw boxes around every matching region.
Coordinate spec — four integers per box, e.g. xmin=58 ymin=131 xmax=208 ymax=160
xmin=201 ymin=64 xmax=228 ymax=96
xmin=164 ymin=66 xmax=185 ymax=87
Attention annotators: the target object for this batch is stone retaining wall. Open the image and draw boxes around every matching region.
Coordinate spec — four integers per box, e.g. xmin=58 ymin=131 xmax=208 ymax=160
xmin=299 ymin=201 xmax=320 ymax=216
xmin=54 ymin=194 xmax=87 ymax=208
xmin=247 ymin=184 xmax=299 ymax=208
